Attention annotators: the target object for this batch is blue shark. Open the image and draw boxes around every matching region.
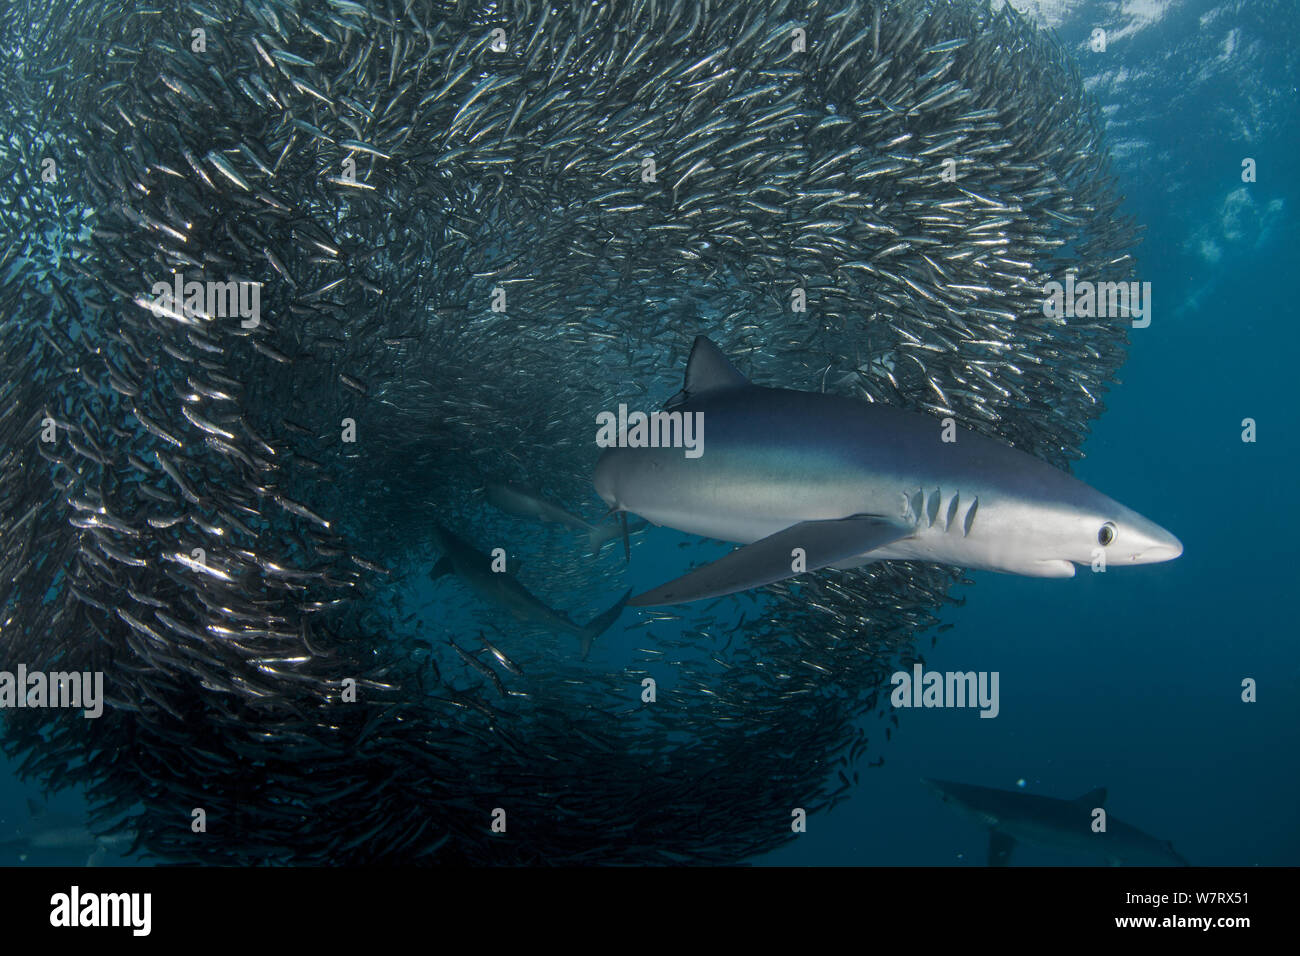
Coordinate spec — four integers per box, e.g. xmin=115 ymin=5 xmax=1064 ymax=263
xmin=594 ymin=336 xmax=1181 ymax=606
xmin=429 ymin=522 xmax=629 ymax=658
xmin=923 ymin=778 xmax=1190 ymax=866
xmin=485 ymin=480 xmax=645 ymax=557
xmin=0 ymin=800 xmax=133 ymax=866
xmin=486 ymin=480 xmax=596 ymax=533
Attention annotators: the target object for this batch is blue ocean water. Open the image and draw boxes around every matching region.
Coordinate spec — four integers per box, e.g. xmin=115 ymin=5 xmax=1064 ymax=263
xmin=2 ymin=0 xmax=1296 ymax=867
xmin=762 ymin=0 xmax=1300 ymax=865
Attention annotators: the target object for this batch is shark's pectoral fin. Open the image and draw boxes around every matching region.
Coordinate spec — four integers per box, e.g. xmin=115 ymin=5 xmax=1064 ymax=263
xmin=628 ymin=515 xmax=910 ymax=607
xmin=988 ymin=830 xmax=1016 ymax=867
xmin=828 ymin=554 xmax=884 ymax=570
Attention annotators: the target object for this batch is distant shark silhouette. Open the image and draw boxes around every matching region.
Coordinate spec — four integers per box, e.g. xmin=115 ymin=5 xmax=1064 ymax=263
xmin=429 ymin=522 xmax=629 ymax=659
xmin=0 ymin=800 xmax=133 ymax=866
xmin=923 ymin=778 xmax=1190 ymax=866
xmin=484 ymin=480 xmax=644 ymax=558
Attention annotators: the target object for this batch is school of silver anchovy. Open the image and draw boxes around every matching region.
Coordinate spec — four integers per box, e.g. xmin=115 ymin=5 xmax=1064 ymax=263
xmin=0 ymin=0 xmax=1139 ymax=864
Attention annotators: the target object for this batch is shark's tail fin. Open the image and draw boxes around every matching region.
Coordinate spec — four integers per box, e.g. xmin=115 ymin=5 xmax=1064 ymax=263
xmin=578 ymin=588 xmax=632 ymax=660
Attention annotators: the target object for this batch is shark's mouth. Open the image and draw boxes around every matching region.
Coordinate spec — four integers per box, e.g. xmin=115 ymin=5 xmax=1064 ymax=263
xmin=0 ymin=0 xmax=1137 ymax=864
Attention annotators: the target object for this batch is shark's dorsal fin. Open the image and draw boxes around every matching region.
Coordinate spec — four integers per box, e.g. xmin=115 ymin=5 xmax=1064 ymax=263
xmin=1075 ymin=787 xmax=1107 ymax=807
xmin=664 ymin=336 xmax=751 ymax=408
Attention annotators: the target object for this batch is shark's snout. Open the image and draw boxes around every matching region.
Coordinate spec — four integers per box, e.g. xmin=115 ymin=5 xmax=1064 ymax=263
xmin=1127 ymin=522 xmax=1183 ymax=565
xmin=1134 ymin=538 xmax=1182 ymax=564
xmin=919 ymin=777 xmax=948 ymax=800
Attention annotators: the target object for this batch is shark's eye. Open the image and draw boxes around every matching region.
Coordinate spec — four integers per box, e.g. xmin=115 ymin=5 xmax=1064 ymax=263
xmin=1098 ymin=522 xmax=1117 ymax=547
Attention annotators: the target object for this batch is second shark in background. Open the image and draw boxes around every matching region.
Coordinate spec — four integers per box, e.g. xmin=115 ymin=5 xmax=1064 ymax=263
xmin=923 ymin=778 xmax=1190 ymax=866
xmin=485 ymin=480 xmax=644 ymax=558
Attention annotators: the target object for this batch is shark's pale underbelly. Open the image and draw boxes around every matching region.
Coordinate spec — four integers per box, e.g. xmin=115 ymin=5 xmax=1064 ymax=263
xmin=637 ymin=490 xmax=1075 ymax=578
